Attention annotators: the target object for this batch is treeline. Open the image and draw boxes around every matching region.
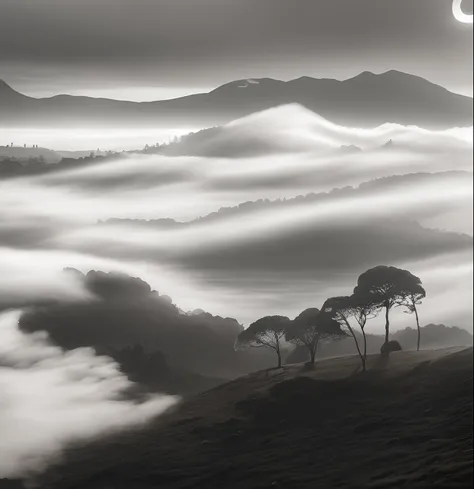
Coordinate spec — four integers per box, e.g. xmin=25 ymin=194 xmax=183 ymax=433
xmin=139 ymin=127 xmax=222 ymax=156
xmin=17 ymin=266 xmax=472 ymax=395
xmin=18 ymin=269 xmax=275 ymax=394
xmin=287 ymin=323 xmax=473 ymax=364
xmin=0 ymin=152 xmax=123 ymax=179
xmin=237 ymin=265 xmax=427 ymax=370
xmin=98 ymin=171 xmax=469 ymax=230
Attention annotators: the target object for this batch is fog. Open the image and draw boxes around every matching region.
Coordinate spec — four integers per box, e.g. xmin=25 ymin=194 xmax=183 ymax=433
xmin=0 ymin=127 xmax=195 ymax=152
xmin=0 ymin=106 xmax=472 ymax=328
xmin=0 ymin=310 xmax=178 ymax=480
xmin=0 ymin=106 xmax=472 ymax=481
xmin=218 ymin=105 xmax=472 ymax=153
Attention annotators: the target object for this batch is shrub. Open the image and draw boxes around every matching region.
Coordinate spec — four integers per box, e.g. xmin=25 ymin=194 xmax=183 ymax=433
xmin=380 ymin=340 xmax=402 ymax=355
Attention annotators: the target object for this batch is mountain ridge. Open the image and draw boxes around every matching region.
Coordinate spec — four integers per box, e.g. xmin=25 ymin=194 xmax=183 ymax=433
xmin=1 ymin=71 xmax=472 ymax=129
xmin=0 ymin=70 xmax=464 ymax=101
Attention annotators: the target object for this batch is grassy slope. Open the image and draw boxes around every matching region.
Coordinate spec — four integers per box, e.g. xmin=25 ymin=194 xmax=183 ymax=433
xmin=39 ymin=347 xmax=473 ymax=489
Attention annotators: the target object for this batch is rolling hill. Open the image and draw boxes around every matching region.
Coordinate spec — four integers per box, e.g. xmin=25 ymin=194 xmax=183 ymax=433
xmin=0 ymin=146 xmax=63 ymax=164
xmin=147 ymin=104 xmax=472 ymax=158
xmin=1 ymin=71 xmax=472 ymax=129
xmin=19 ymin=347 xmax=473 ymax=489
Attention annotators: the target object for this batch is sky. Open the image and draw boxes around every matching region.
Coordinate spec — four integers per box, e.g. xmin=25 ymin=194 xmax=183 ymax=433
xmin=0 ymin=0 xmax=472 ymax=100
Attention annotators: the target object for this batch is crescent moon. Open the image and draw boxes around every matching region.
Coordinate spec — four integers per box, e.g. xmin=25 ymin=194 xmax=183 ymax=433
xmin=453 ymin=0 xmax=473 ymax=23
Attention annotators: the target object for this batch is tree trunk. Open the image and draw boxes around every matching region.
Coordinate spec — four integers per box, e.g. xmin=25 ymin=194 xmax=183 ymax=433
xmin=274 ymin=331 xmax=282 ymax=368
xmin=362 ymin=328 xmax=367 ymax=360
xmin=414 ymin=307 xmax=421 ymax=351
xmin=344 ymin=318 xmax=365 ymax=371
xmin=276 ymin=350 xmax=282 ymax=368
xmin=309 ymin=338 xmax=319 ymax=364
xmin=384 ymin=303 xmax=390 ymax=344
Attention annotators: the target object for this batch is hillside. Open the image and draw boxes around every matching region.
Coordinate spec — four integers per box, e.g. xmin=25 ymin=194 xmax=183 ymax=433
xmin=1 ymin=71 xmax=472 ymax=129
xmin=24 ymin=347 xmax=473 ymax=489
xmin=103 ymin=172 xmax=473 ymax=229
xmin=18 ymin=270 xmax=276 ymax=384
xmin=149 ymin=104 xmax=473 ymax=158
xmin=17 ymin=269 xmax=473 ymax=392
xmin=0 ymin=146 xmax=62 ymax=164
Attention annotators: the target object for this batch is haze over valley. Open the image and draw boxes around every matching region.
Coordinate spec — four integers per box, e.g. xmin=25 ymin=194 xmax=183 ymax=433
xmin=0 ymin=1 xmax=473 ymax=488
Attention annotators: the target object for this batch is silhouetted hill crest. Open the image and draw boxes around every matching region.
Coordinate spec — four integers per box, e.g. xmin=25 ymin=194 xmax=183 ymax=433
xmin=101 ymin=171 xmax=472 ymax=229
xmin=28 ymin=347 xmax=474 ymax=489
xmin=1 ymin=71 xmax=471 ymax=129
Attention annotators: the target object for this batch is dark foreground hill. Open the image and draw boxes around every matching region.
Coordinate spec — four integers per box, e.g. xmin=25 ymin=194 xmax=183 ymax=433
xmin=29 ymin=347 xmax=473 ymax=489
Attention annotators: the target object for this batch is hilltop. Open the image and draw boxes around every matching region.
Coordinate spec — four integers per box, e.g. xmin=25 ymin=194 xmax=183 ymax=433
xmin=148 ymin=104 xmax=472 ymax=158
xmin=26 ymin=347 xmax=473 ymax=489
xmin=0 ymin=146 xmax=62 ymax=164
xmin=0 ymin=71 xmax=472 ymax=129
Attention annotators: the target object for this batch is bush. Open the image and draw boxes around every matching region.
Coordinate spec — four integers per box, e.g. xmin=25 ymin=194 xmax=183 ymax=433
xmin=380 ymin=340 xmax=402 ymax=355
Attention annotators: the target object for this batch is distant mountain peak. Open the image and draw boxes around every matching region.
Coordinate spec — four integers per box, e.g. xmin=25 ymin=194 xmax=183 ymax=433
xmin=210 ymin=77 xmax=284 ymax=94
xmin=358 ymin=70 xmax=377 ymax=77
xmin=1 ymin=70 xmax=471 ymax=129
xmin=348 ymin=69 xmax=431 ymax=84
xmin=0 ymin=79 xmax=12 ymax=91
xmin=0 ymin=79 xmax=26 ymax=99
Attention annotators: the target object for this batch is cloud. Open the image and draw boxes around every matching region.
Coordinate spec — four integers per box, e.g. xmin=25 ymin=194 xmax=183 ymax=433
xmin=55 ymin=171 xmax=473 ymax=255
xmin=0 ymin=219 xmax=57 ymax=248
xmin=0 ymin=248 xmax=93 ymax=308
xmin=48 ymin=165 xmax=193 ymax=192
xmin=168 ymin=104 xmax=473 ymax=157
xmin=43 ymin=171 xmax=471 ymax=328
xmin=2 ymin=107 xmax=470 ymax=224
xmin=0 ymin=107 xmax=472 ymax=328
xmin=0 ymin=310 xmax=178 ymax=480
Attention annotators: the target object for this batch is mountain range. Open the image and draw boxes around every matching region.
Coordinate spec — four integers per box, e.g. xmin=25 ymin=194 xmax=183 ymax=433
xmin=1 ymin=70 xmax=472 ymax=129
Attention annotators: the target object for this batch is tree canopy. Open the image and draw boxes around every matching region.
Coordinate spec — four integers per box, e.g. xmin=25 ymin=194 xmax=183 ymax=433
xmin=353 ymin=266 xmax=425 ymax=343
xmin=236 ymin=315 xmax=290 ymax=368
xmin=322 ymin=296 xmax=367 ymax=369
xmin=286 ymin=308 xmax=345 ymax=364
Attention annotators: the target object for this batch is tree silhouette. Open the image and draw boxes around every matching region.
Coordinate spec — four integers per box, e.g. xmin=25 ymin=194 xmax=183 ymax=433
xmin=348 ymin=292 xmax=380 ymax=362
xmin=322 ymin=296 xmax=366 ymax=370
xmin=236 ymin=316 xmax=289 ymax=368
xmin=285 ymin=308 xmax=345 ymax=364
xmin=398 ymin=284 xmax=426 ymax=351
xmin=354 ymin=266 xmax=423 ymax=344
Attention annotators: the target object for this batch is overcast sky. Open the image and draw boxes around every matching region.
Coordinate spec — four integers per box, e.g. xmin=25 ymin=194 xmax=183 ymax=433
xmin=0 ymin=0 xmax=472 ymax=100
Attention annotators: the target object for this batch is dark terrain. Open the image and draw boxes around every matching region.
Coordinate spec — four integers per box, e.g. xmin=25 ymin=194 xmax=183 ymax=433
xmin=25 ymin=347 xmax=473 ymax=489
xmin=16 ymin=270 xmax=473 ymax=399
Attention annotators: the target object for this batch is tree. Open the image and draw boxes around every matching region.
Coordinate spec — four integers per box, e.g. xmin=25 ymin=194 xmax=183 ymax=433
xmin=285 ymin=308 xmax=345 ymax=364
xmin=398 ymin=284 xmax=426 ymax=351
xmin=322 ymin=296 xmax=366 ymax=370
xmin=235 ymin=316 xmax=290 ymax=368
xmin=353 ymin=266 xmax=423 ymax=344
xmin=349 ymin=292 xmax=380 ymax=361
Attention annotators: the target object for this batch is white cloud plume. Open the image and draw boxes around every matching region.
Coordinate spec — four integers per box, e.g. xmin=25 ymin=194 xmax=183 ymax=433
xmin=0 ymin=310 xmax=178 ymax=480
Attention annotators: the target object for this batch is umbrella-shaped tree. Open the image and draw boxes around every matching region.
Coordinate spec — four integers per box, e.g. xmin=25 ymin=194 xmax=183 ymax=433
xmin=322 ymin=296 xmax=367 ymax=370
xmin=398 ymin=282 xmax=426 ymax=351
xmin=235 ymin=315 xmax=290 ymax=368
xmin=346 ymin=292 xmax=380 ymax=362
xmin=285 ymin=308 xmax=346 ymax=364
xmin=354 ymin=266 xmax=424 ymax=345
